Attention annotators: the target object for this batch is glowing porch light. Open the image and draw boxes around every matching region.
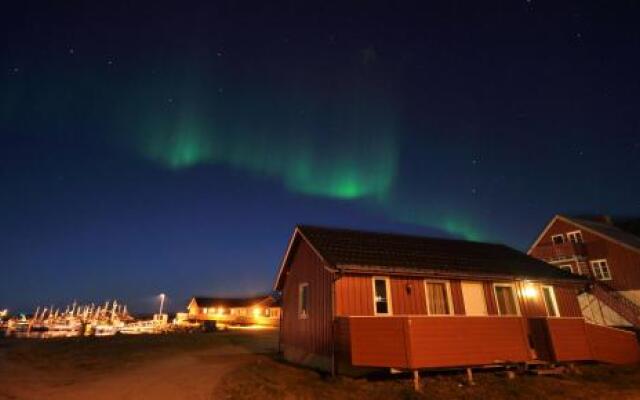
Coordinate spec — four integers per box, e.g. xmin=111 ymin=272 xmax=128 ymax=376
xmin=523 ymin=283 xmax=538 ymax=299
xmin=252 ymin=307 xmax=261 ymax=317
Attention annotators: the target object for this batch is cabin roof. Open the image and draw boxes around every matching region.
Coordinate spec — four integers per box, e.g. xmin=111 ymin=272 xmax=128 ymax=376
xmin=190 ymin=295 xmax=277 ymax=308
xmin=274 ymin=225 xmax=582 ymax=290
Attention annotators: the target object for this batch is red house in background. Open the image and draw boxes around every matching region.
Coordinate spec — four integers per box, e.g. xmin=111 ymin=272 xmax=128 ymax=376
xmin=274 ymin=225 xmax=640 ymax=375
xmin=528 ymin=215 xmax=640 ymax=329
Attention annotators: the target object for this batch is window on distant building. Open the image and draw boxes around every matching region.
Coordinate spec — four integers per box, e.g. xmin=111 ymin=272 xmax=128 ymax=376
xmin=552 ymin=234 xmax=565 ymax=245
xmin=567 ymin=231 xmax=584 ymax=244
xmin=494 ymin=284 xmax=519 ymax=316
xmin=373 ymin=277 xmax=392 ymax=315
xmin=541 ymin=286 xmax=560 ymax=317
xmin=558 ymin=264 xmax=574 ymax=274
xmin=591 ymin=260 xmax=612 ymax=281
xmin=425 ymin=280 xmax=453 ymax=315
xmin=202 ymin=307 xmax=208 ymax=314
xmin=299 ymin=283 xmax=309 ymax=319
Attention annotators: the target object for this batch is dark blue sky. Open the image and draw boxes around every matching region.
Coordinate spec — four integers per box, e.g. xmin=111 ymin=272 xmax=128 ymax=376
xmin=2 ymin=1 xmax=639 ymax=313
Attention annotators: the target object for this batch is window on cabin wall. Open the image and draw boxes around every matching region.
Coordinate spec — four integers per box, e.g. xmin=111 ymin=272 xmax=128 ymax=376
xmin=425 ymin=280 xmax=452 ymax=315
xmin=541 ymin=286 xmax=560 ymax=317
xmin=461 ymin=281 xmax=488 ymax=315
xmin=299 ymin=283 xmax=309 ymax=319
xmin=591 ymin=259 xmax=612 ymax=281
xmin=373 ymin=277 xmax=392 ymax=315
xmin=494 ymin=284 xmax=519 ymax=316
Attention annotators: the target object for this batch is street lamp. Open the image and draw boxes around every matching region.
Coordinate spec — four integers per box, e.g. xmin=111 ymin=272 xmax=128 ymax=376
xmin=158 ymin=293 xmax=166 ymax=315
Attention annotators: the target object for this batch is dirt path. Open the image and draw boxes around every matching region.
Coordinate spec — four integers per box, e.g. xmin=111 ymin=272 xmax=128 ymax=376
xmin=1 ymin=343 xmax=258 ymax=400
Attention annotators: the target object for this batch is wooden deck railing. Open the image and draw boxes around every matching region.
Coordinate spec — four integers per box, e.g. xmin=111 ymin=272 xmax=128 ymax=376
xmin=336 ymin=316 xmax=640 ymax=370
xmin=524 ymin=317 xmax=639 ymax=365
xmin=336 ymin=316 xmax=532 ymax=369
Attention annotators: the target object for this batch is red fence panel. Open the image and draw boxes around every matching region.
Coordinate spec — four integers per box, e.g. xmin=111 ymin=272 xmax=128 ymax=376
xmin=346 ymin=316 xmax=532 ymax=369
xmin=585 ymin=323 xmax=640 ymax=364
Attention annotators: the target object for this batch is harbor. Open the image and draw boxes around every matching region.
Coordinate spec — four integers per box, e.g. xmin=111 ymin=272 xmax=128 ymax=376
xmin=0 ymin=294 xmax=170 ymax=339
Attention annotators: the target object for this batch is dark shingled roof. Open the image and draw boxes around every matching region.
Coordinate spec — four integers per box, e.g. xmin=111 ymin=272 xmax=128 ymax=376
xmin=297 ymin=225 xmax=581 ymax=281
xmin=192 ymin=295 xmax=276 ymax=308
xmin=564 ymin=216 xmax=640 ymax=251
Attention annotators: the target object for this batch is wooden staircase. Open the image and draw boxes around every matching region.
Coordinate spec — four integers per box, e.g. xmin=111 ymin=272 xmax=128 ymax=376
xmin=590 ymin=281 xmax=640 ymax=329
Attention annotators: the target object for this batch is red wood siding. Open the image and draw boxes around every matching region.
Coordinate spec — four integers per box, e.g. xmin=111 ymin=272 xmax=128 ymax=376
xmin=390 ymin=277 xmax=428 ymax=315
xmin=343 ymin=316 xmax=532 ymax=369
xmin=336 ymin=275 xmax=473 ymax=316
xmin=450 ymin=280 xmax=466 ymax=315
xmin=335 ymin=275 xmax=579 ymax=319
xmin=555 ymin=285 xmax=582 ymax=317
xmin=335 ymin=275 xmax=375 ymax=316
xmin=280 ymin=239 xmax=334 ymax=357
xmin=533 ymin=218 xmax=640 ymax=290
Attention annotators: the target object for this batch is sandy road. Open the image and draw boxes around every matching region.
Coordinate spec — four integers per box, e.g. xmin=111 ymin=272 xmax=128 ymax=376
xmin=0 ymin=330 xmax=277 ymax=400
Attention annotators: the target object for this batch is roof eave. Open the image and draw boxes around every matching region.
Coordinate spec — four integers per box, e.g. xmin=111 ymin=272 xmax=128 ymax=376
xmin=336 ymin=264 xmax=586 ymax=285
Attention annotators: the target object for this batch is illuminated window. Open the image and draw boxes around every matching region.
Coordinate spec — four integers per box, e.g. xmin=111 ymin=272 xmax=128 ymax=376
xmin=551 ymin=234 xmax=565 ymax=245
xmin=542 ymin=286 xmax=559 ymax=317
xmin=299 ymin=283 xmax=309 ymax=319
xmin=567 ymin=231 xmax=583 ymax=244
xmin=373 ymin=277 xmax=392 ymax=315
xmin=591 ymin=259 xmax=612 ymax=281
xmin=494 ymin=284 xmax=519 ymax=316
xmin=425 ymin=280 xmax=452 ymax=315
xmin=202 ymin=307 xmax=208 ymax=314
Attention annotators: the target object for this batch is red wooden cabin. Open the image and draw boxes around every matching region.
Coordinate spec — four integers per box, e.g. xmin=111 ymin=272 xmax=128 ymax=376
xmin=528 ymin=215 xmax=640 ymax=328
xmin=274 ymin=225 xmax=640 ymax=374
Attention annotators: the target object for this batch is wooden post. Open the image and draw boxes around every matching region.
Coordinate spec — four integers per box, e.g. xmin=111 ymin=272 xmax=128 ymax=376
xmin=413 ymin=370 xmax=421 ymax=392
xmin=466 ymin=368 xmax=475 ymax=385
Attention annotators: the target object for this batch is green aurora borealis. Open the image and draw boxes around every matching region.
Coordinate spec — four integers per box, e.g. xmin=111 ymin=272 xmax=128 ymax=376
xmin=133 ymin=96 xmax=483 ymax=241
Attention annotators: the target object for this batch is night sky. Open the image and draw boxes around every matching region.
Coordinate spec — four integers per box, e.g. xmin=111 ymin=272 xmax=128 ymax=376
xmin=2 ymin=1 xmax=639 ymax=313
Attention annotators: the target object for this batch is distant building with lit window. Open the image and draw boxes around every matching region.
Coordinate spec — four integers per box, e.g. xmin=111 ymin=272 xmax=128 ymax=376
xmin=528 ymin=215 xmax=640 ymax=328
xmin=184 ymin=295 xmax=280 ymax=326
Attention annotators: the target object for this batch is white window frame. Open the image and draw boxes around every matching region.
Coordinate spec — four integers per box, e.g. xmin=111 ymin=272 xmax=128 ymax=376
xmin=551 ymin=234 xmax=565 ymax=245
xmin=493 ymin=283 xmax=521 ymax=316
xmin=590 ymin=259 xmax=612 ymax=281
xmin=372 ymin=276 xmax=393 ymax=316
xmin=567 ymin=230 xmax=584 ymax=244
xmin=558 ymin=264 xmax=574 ymax=274
xmin=424 ymin=279 xmax=454 ymax=315
xmin=541 ymin=285 xmax=560 ymax=317
xmin=298 ymin=282 xmax=309 ymax=319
